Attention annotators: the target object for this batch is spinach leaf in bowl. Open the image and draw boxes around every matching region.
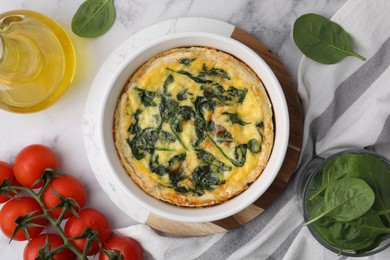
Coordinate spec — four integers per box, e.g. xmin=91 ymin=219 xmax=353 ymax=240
xmin=304 ymin=151 xmax=390 ymax=255
xmin=305 ymin=177 xmax=375 ymax=225
xmin=313 ymin=209 xmax=390 ymax=252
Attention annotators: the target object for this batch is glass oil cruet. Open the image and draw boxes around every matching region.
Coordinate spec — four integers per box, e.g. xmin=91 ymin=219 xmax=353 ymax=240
xmin=0 ymin=10 xmax=76 ymax=113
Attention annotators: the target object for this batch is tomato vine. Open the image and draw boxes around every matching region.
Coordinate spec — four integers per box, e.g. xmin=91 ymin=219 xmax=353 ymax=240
xmin=0 ymin=144 xmax=143 ymax=260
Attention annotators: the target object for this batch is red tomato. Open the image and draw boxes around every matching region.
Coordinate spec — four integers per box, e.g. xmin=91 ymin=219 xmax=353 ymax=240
xmin=24 ymin=233 xmax=75 ymax=260
xmin=0 ymin=197 xmax=47 ymax=241
xmin=64 ymin=208 xmax=111 ymax=256
xmin=13 ymin=144 xmax=59 ymax=188
xmin=42 ymin=174 xmax=86 ymax=219
xmin=0 ymin=161 xmax=19 ymax=203
xmin=99 ymin=236 xmax=143 ymax=260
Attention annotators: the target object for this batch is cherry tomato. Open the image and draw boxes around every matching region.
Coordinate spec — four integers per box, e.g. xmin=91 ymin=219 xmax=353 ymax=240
xmin=24 ymin=233 xmax=75 ymax=260
xmin=64 ymin=208 xmax=111 ymax=256
xmin=42 ymin=174 xmax=86 ymax=219
xmin=0 ymin=197 xmax=47 ymax=241
xmin=0 ymin=161 xmax=19 ymax=203
xmin=99 ymin=235 xmax=143 ymax=260
xmin=13 ymin=144 xmax=59 ymax=188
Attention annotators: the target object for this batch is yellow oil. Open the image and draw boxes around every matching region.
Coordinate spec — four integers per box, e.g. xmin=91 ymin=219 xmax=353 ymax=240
xmin=0 ymin=10 xmax=76 ymax=113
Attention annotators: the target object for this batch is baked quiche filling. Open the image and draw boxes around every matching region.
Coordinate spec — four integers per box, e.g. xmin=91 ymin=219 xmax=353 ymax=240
xmin=114 ymin=47 xmax=274 ymax=207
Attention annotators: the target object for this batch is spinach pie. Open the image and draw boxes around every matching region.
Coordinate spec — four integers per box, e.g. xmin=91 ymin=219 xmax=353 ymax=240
xmin=113 ymin=47 xmax=274 ymax=207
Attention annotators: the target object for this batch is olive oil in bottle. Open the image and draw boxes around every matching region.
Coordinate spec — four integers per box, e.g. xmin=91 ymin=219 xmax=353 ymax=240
xmin=0 ymin=10 xmax=76 ymax=113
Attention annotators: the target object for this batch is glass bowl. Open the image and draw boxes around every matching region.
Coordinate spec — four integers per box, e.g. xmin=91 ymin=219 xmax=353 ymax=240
xmin=298 ymin=149 xmax=390 ymax=256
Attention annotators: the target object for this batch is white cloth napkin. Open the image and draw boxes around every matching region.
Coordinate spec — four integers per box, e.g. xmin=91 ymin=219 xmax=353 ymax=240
xmin=117 ymin=0 xmax=390 ymax=259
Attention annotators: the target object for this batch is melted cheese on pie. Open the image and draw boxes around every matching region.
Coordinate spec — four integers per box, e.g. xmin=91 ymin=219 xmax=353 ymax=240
xmin=114 ymin=47 xmax=274 ymax=207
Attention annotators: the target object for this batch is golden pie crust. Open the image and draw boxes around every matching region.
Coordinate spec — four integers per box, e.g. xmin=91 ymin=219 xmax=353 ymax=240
xmin=113 ymin=47 xmax=274 ymax=207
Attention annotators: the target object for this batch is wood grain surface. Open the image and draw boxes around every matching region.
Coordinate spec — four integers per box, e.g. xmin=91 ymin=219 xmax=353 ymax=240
xmin=146 ymin=27 xmax=303 ymax=236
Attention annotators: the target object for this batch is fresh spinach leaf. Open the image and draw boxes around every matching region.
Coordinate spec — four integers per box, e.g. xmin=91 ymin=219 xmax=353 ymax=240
xmin=293 ymin=13 xmax=365 ymax=64
xmin=313 ymin=209 xmax=390 ymax=252
xmin=222 ymin=112 xmax=250 ymax=126
xmin=326 ymin=178 xmax=374 ymax=222
xmin=344 ymin=154 xmax=390 ymax=225
xmin=308 ymin=155 xmax=349 ymax=201
xmin=306 ymin=192 xmax=326 ymax=220
xmin=313 ymin=153 xmax=390 ymax=225
xmin=305 ymin=152 xmax=390 ymax=254
xmin=355 ymin=233 xmax=385 ymax=255
xmin=305 ymin=177 xmax=375 ymax=225
xmin=305 ymin=167 xmax=324 ymax=202
xmin=72 ymin=0 xmax=116 ymax=38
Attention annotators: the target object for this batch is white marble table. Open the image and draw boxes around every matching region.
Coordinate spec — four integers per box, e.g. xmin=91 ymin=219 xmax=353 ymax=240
xmin=0 ymin=0 xmax=347 ymax=258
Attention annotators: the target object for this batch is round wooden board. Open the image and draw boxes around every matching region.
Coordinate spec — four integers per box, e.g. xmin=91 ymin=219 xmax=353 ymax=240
xmin=145 ymin=27 xmax=303 ymax=236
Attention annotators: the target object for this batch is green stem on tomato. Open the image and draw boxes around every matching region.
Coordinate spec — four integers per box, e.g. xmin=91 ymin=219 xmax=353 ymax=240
xmin=56 ymin=203 xmax=70 ymax=225
xmin=20 ymin=186 xmax=87 ymax=259
xmin=45 ymin=243 xmax=71 ymax=258
xmin=22 ymin=213 xmax=47 ymax=225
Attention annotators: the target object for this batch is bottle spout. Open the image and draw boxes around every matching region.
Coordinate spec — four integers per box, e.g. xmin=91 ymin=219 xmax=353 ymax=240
xmin=0 ymin=14 xmax=24 ymax=32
